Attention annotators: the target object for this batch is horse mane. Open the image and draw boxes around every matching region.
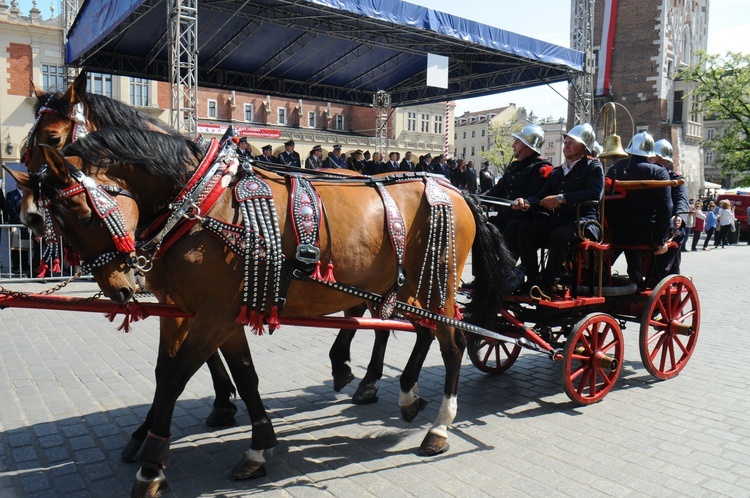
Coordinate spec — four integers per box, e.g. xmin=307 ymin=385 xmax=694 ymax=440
xmin=34 ymin=91 xmax=182 ymax=137
xmin=63 ymin=127 xmax=204 ymax=182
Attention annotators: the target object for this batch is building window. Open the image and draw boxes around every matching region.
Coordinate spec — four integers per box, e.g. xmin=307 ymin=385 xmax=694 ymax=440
xmin=705 ymin=150 xmax=713 ymax=165
xmin=433 ymin=115 xmax=443 ymax=134
xmin=707 ymin=128 xmax=715 ymax=140
xmin=308 ymin=111 xmax=316 ymax=128
xmin=463 ymin=131 xmax=466 ymax=139
xmin=278 ymin=107 xmax=286 ymax=125
xmin=244 ymin=104 xmax=254 ymax=122
xmin=690 ymin=98 xmax=700 ymax=122
xmin=336 ymin=115 xmax=345 ymax=131
xmin=129 ymin=77 xmax=150 ymax=106
xmin=471 ymin=146 xmax=475 ymax=156
xmin=407 ymin=112 xmax=417 ymax=132
xmin=421 ymin=114 xmax=430 ymax=133
xmin=481 ymin=129 xmax=485 ymax=137
xmin=481 ymin=145 xmax=485 ymax=152
xmin=471 ymin=130 xmax=476 ymax=138
xmin=673 ymin=90 xmax=684 ymax=123
xmin=454 ymin=132 xmax=457 ymax=140
xmin=207 ymin=99 xmax=217 ymax=118
xmin=548 ymin=141 xmax=554 ymax=148
xmin=462 ymin=147 xmax=466 ymax=157
xmin=87 ymin=72 xmax=112 ymax=97
xmin=42 ymin=64 xmax=65 ymax=92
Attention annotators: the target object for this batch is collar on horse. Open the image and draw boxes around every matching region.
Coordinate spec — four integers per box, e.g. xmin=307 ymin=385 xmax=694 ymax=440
xmin=25 ymin=97 xmax=88 ymax=164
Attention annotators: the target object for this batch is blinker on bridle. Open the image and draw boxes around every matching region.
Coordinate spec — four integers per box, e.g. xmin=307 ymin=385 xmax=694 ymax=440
xmin=24 ymin=97 xmax=88 ymax=165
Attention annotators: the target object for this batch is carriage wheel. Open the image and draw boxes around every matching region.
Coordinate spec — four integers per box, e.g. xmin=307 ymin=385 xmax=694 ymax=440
xmin=639 ymin=275 xmax=700 ymax=380
xmin=562 ymin=313 xmax=623 ymax=405
xmin=466 ymin=334 xmax=521 ymax=374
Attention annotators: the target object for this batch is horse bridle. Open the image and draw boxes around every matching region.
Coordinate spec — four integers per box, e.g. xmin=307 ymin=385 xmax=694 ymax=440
xmin=34 ymin=164 xmax=137 ymax=274
xmin=24 ymin=96 xmax=88 ymax=164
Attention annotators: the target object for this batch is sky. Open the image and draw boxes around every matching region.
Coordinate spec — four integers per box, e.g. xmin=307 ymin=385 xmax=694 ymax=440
xmin=15 ymin=0 xmax=750 ymax=120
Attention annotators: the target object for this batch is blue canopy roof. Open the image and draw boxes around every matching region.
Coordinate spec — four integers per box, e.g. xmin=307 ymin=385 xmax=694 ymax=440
xmin=66 ymin=0 xmax=583 ymax=106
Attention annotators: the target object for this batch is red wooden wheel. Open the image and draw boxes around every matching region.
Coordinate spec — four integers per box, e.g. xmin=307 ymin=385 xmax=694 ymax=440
xmin=639 ymin=275 xmax=700 ymax=380
xmin=562 ymin=313 xmax=623 ymax=405
xmin=466 ymin=334 xmax=521 ymax=374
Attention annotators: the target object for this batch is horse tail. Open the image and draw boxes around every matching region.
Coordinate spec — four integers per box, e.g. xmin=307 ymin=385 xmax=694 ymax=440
xmin=460 ymin=192 xmax=515 ymax=329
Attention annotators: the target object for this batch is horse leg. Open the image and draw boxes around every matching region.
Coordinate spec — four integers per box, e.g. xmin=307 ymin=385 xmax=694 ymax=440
xmin=328 ymin=306 xmax=359 ymax=391
xmin=398 ymin=325 xmax=434 ymax=422
xmin=204 ymin=351 xmax=239 ymax=428
xmin=352 ymin=328 xmax=390 ymax=405
xmin=131 ymin=317 xmax=228 ymax=498
xmin=218 ymin=332 xmax=278 ymax=480
xmin=419 ymin=324 xmax=466 ymax=456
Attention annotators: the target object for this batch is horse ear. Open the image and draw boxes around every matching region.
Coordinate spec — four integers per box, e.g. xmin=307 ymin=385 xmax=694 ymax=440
xmin=37 ymin=144 xmax=73 ymax=185
xmin=31 ymin=78 xmax=46 ymax=99
xmin=1 ymin=165 xmax=31 ymax=190
xmin=65 ymin=70 xmax=88 ymax=105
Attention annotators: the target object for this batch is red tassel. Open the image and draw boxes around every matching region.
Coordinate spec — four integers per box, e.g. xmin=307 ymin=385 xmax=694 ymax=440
xmin=235 ymin=305 xmax=250 ymax=325
xmin=51 ymin=258 xmax=62 ymax=274
xmin=322 ymin=262 xmax=336 ymax=284
xmin=311 ymin=261 xmax=323 ymax=281
xmin=130 ymin=302 xmax=150 ymax=322
xmin=268 ymin=305 xmax=280 ymax=333
xmin=114 ymin=235 xmax=136 ymax=253
xmin=105 ymin=306 xmax=132 ymax=333
xmin=250 ymin=310 xmax=265 ymax=336
xmin=417 ymin=316 xmax=437 ymax=330
xmin=35 ymin=260 xmax=50 ymax=278
xmin=454 ymin=303 xmax=464 ymax=320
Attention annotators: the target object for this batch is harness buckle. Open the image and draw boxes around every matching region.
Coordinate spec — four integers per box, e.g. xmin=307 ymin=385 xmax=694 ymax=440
xmin=295 ymin=244 xmax=320 ymax=265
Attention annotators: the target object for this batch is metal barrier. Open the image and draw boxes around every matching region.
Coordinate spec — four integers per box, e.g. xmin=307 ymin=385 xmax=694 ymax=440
xmin=0 ymin=224 xmax=80 ymax=282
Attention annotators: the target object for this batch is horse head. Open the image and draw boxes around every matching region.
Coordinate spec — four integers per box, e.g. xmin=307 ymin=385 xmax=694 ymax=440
xmin=21 ymin=143 xmax=140 ymax=303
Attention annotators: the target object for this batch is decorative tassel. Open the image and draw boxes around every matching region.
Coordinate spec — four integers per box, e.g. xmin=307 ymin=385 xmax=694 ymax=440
xmin=267 ymin=305 xmax=280 ymax=333
xmin=438 ymin=307 xmax=445 ymax=316
xmin=114 ymin=235 xmax=136 ymax=253
xmin=65 ymin=247 xmax=81 ymax=267
xmin=105 ymin=306 xmax=132 ymax=333
xmin=321 ymin=262 xmax=336 ymax=284
xmin=249 ymin=310 xmax=265 ymax=336
xmin=417 ymin=316 xmax=437 ymax=330
xmin=51 ymin=258 xmax=62 ymax=274
xmin=235 ymin=305 xmax=250 ymax=325
xmin=454 ymin=303 xmax=464 ymax=320
xmin=35 ymin=259 xmax=50 ymax=278
xmin=130 ymin=302 xmax=150 ymax=322
xmin=311 ymin=261 xmax=323 ymax=281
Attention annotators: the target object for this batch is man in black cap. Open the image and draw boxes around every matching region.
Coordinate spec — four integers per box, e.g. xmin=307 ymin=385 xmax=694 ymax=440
xmin=305 ymin=145 xmax=323 ymax=170
xmin=416 ymin=153 xmax=432 ymax=172
xmin=278 ymin=139 xmax=301 ymax=168
xmin=256 ymin=144 xmax=278 ymax=164
xmin=237 ymin=136 xmax=252 ymax=159
xmin=324 ymin=144 xmax=347 ymax=169
xmin=479 ymin=160 xmax=495 ymax=192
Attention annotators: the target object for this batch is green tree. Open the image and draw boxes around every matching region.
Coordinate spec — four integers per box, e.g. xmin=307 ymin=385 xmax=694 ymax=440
xmin=481 ymin=120 xmax=525 ymax=175
xmin=678 ymin=52 xmax=750 ymax=183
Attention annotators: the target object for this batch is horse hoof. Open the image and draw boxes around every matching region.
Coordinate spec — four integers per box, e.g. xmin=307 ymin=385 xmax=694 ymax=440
xmin=131 ymin=470 xmax=171 ymax=498
xmin=232 ymin=455 xmax=268 ymax=480
xmin=400 ymin=397 xmax=427 ymax=423
xmin=333 ymin=371 xmax=355 ymax=392
xmin=352 ymin=383 xmax=379 ymax=404
xmin=205 ymin=404 xmax=238 ymax=428
xmin=121 ymin=437 xmax=145 ymax=463
xmin=419 ymin=432 xmax=450 ymax=456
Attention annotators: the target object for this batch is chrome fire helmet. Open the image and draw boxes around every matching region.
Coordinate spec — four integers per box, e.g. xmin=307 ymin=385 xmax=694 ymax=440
xmin=563 ymin=123 xmax=597 ymax=153
xmin=511 ymin=124 xmax=545 ymax=154
xmin=625 ymin=131 xmax=655 ymax=158
xmin=653 ymin=139 xmax=674 ymax=163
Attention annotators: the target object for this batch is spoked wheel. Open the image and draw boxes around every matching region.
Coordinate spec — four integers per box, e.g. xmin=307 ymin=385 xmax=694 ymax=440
xmin=639 ymin=275 xmax=700 ymax=380
xmin=466 ymin=334 xmax=521 ymax=374
xmin=562 ymin=313 xmax=624 ymax=405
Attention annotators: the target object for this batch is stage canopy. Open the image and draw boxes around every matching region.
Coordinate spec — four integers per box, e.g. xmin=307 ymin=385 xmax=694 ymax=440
xmin=66 ymin=0 xmax=583 ymax=107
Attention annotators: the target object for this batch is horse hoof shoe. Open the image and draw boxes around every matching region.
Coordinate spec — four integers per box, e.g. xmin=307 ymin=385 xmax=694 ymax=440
xmin=205 ymin=404 xmax=238 ymax=428
xmin=400 ymin=397 xmax=427 ymax=423
xmin=232 ymin=456 xmax=267 ymax=480
xmin=352 ymin=383 xmax=379 ymax=404
xmin=333 ymin=371 xmax=355 ymax=392
xmin=131 ymin=471 xmax=171 ymax=498
xmin=121 ymin=437 xmax=145 ymax=463
xmin=419 ymin=433 xmax=449 ymax=456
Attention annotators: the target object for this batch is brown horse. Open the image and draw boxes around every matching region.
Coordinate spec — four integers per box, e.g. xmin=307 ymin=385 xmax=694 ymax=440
xmin=14 ymin=127 xmax=511 ymax=497
xmin=27 ymin=71 xmax=397 ymax=408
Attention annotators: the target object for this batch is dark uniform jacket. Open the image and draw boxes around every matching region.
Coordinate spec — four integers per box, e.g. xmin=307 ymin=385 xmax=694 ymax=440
xmin=486 ymin=154 xmax=553 ymax=201
xmin=278 ymin=150 xmax=301 ymax=168
xmin=479 ymin=168 xmax=495 ymax=192
xmin=256 ymin=154 xmax=279 ymax=164
xmin=324 ymin=154 xmax=347 ymax=169
xmin=528 ymin=156 xmax=604 ymax=225
xmin=305 ymin=155 xmax=322 ymax=170
xmin=399 ymin=159 xmax=415 ymax=171
xmin=668 ymin=169 xmax=689 ymax=218
xmin=605 ymin=157 xmax=672 ymax=245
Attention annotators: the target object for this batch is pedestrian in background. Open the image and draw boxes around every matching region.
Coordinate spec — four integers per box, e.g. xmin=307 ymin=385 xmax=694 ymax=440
xmin=703 ymin=201 xmax=717 ymax=250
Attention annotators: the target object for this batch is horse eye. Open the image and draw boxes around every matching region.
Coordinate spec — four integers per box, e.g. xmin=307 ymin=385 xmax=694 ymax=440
xmin=47 ymin=136 xmax=62 ymax=147
xmin=81 ymin=214 xmax=95 ymax=227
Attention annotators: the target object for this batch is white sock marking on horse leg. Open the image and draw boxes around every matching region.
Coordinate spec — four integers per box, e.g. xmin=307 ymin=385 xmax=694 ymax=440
xmin=243 ymin=448 xmax=266 ymax=463
xmin=429 ymin=395 xmax=457 ymax=438
xmin=398 ymin=384 xmax=420 ymax=407
xmin=135 ymin=469 xmax=165 ymax=483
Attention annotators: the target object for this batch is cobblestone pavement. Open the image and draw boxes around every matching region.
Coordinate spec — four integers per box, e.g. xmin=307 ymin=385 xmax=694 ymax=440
xmin=0 ymin=245 xmax=749 ymax=497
